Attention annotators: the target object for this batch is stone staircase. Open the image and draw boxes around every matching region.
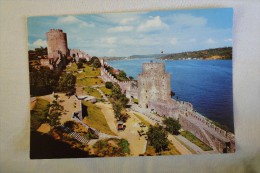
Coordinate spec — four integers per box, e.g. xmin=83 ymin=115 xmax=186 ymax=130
xmin=60 ymin=125 xmax=89 ymax=144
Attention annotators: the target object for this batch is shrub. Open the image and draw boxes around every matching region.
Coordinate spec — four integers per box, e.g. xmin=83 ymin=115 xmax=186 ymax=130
xmin=105 ymin=82 xmax=113 ymax=89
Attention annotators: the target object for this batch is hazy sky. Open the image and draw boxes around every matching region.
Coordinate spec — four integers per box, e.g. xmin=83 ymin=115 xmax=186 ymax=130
xmin=27 ymin=8 xmax=233 ymax=57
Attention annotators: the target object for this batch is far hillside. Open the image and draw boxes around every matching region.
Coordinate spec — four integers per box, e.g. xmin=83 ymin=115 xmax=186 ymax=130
xmin=102 ymin=54 xmax=165 ymax=61
xmin=158 ymin=47 xmax=232 ymax=60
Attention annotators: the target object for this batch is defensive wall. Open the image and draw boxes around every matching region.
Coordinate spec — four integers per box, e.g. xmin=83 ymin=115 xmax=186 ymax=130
xmin=70 ymin=49 xmax=91 ymax=62
xmin=100 ymin=65 xmax=137 ymax=96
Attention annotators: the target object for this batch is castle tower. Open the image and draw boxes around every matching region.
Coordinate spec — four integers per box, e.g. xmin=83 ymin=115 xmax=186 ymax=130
xmin=46 ymin=29 xmax=69 ymax=60
xmin=138 ymin=62 xmax=171 ymax=108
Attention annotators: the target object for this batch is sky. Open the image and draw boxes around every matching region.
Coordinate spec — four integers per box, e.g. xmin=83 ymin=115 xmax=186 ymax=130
xmin=27 ymin=8 xmax=233 ymax=57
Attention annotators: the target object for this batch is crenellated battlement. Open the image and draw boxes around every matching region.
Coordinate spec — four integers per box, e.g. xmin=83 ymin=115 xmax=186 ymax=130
xmin=48 ymin=29 xmax=64 ymax=33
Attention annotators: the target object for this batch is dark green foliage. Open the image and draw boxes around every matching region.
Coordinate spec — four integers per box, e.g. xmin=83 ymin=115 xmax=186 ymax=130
xmin=30 ymin=98 xmax=50 ymax=131
xmin=48 ymin=96 xmax=64 ymax=127
xmin=111 ymin=84 xmax=122 ymax=100
xmin=146 ymin=126 xmax=169 ymax=153
xmin=118 ymin=139 xmax=130 ymax=154
xmin=77 ymin=61 xmax=84 ymax=69
xmin=29 ymin=67 xmax=60 ymax=96
xmin=160 ymin=47 xmax=232 ymax=60
xmin=87 ymin=56 xmax=99 ymax=65
xmin=163 ymin=117 xmax=181 ymax=135
xmin=93 ymin=138 xmax=130 ymax=157
xmin=112 ymin=102 xmax=122 ymax=119
xmin=28 ymin=47 xmax=47 ymax=60
xmin=93 ymin=59 xmax=101 ymax=68
xmin=129 ymin=76 xmax=134 ymax=80
xmin=105 ymin=82 xmax=113 ymax=89
xmin=78 ymin=58 xmax=87 ymax=64
xmin=57 ymin=73 xmax=76 ymax=95
xmin=110 ymin=84 xmax=129 ymax=121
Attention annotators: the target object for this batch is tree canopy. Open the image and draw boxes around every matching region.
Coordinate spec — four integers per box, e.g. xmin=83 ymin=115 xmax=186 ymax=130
xmin=146 ymin=125 xmax=169 ymax=153
xmin=57 ymin=73 xmax=76 ymax=95
xmin=163 ymin=117 xmax=181 ymax=135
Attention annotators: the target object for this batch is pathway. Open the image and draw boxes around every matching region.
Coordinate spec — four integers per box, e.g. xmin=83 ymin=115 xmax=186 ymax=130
xmin=95 ymin=102 xmax=148 ymax=156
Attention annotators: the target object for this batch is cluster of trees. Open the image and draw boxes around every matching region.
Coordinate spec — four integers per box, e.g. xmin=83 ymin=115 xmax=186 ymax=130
xmin=146 ymin=117 xmax=181 ymax=153
xmin=108 ymin=83 xmax=129 ymax=121
xmin=104 ymin=66 xmax=130 ymax=81
xmin=47 ymin=95 xmax=64 ymax=127
xmin=146 ymin=125 xmax=169 ymax=153
xmin=76 ymin=56 xmax=101 ymax=69
xmin=28 ymin=47 xmax=47 ymax=60
xmin=163 ymin=117 xmax=181 ymax=135
xmin=30 ymin=67 xmax=76 ymax=96
xmin=93 ymin=138 xmax=130 ymax=157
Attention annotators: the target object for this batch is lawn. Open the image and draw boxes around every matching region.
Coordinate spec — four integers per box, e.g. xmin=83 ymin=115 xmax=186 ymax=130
xmin=145 ymin=142 xmax=180 ymax=156
xmin=99 ymin=86 xmax=112 ymax=96
xmin=82 ymin=65 xmax=101 ymax=77
xmin=84 ymin=87 xmax=102 ymax=98
xmin=30 ymin=98 xmax=49 ymax=131
xmin=77 ymin=77 xmax=104 ymax=87
xmin=133 ymin=113 xmax=151 ymax=127
xmin=65 ymin=63 xmax=78 ymax=73
xmin=180 ymin=131 xmax=212 ymax=151
xmin=82 ymin=101 xmax=116 ymax=136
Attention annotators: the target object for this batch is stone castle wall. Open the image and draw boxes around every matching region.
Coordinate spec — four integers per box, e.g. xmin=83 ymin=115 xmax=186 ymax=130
xmin=138 ymin=62 xmax=171 ymax=108
xmin=100 ymin=66 xmax=136 ymax=95
xmin=178 ymin=105 xmax=235 ymax=152
xmin=70 ymin=49 xmax=91 ymax=62
xmin=136 ymin=62 xmax=235 ymax=153
xmin=46 ymin=29 xmax=69 ymax=60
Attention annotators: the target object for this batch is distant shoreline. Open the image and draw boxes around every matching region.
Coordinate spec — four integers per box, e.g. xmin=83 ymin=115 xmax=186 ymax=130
xmin=102 ymin=47 xmax=232 ymax=61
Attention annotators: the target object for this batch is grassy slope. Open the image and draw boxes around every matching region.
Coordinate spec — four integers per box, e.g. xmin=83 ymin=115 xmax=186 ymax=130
xmin=31 ymin=98 xmax=49 ymax=131
xmin=133 ymin=113 xmax=151 ymax=127
xmin=84 ymin=87 xmax=102 ymax=98
xmin=145 ymin=143 xmax=180 ymax=156
xmin=99 ymin=86 xmax=112 ymax=96
xmin=82 ymin=101 xmax=116 ymax=136
xmin=180 ymin=131 xmax=212 ymax=151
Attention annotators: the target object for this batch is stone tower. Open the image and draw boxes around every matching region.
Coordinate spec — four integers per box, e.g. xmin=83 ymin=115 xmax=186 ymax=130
xmin=138 ymin=62 xmax=171 ymax=108
xmin=46 ymin=29 xmax=69 ymax=60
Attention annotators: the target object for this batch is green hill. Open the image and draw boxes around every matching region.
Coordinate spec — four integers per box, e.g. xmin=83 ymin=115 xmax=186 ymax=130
xmin=158 ymin=47 xmax=232 ymax=60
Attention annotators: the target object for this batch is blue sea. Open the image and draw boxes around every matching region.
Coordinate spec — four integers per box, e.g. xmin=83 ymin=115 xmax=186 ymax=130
xmin=108 ymin=59 xmax=234 ymax=132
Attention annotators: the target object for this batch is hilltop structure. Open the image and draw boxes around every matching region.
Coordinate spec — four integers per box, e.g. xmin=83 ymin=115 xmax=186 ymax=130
xmin=39 ymin=29 xmax=91 ymax=70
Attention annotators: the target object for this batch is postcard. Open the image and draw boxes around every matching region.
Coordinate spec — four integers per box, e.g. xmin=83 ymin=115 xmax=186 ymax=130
xmin=28 ymin=8 xmax=235 ymax=159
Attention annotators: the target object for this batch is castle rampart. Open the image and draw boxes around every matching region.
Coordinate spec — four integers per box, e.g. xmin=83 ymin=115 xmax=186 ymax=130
xmin=136 ymin=61 xmax=235 ymax=153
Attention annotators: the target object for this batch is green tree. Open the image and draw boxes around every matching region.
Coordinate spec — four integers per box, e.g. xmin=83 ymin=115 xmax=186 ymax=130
xmin=77 ymin=61 xmax=84 ymax=69
xmin=146 ymin=126 xmax=169 ymax=153
xmin=163 ymin=117 xmax=181 ymax=135
xmin=29 ymin=67 xmax=60 ymax=96
xmin=111 ymin=84 xmax=122 ymax=100
xmin=105 ymin=82 xmax=113 ymax=89
xmin=57 ymin=73 xmax=76 ymax=95
xmin=93 ymin=58 xmax=101 ymax=68
xmin=118 ymin=70 xmax=127 ymax=78
xmin=47 ymin=95 xmax=64 ymax=127
xmin=113 ymin=102 xmax=122 ymax=119
xmin=129 ymin=76 xmax=134 ymax=80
